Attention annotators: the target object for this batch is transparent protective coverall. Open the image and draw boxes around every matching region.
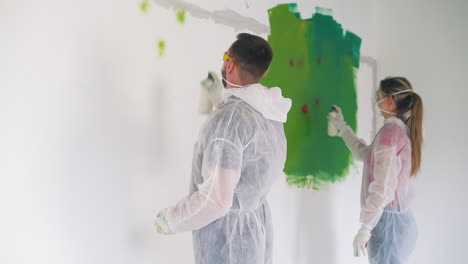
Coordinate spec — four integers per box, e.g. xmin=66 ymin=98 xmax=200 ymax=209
xmin=158 ymin=83 xmax=291 ymax=264
xmin=340 ymin=117 xmax=417 ymax=264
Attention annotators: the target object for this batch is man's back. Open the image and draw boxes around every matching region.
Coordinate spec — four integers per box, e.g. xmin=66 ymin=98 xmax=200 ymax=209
xmin=154 ymin=33 xmax=291 ymax=264
xmin=191 ymin=86 xmax=289 ymax=264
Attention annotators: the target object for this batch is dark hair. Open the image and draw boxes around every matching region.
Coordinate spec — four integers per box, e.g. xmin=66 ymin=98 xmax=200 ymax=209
xmin=379 ymin=76 xmax=424 ymax=176
xmin=229 ymin=33 xmax=273 ymax=79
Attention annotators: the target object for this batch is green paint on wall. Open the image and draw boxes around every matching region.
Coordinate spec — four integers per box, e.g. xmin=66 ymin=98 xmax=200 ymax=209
xmin=176 ymin=9 xmax=186 ymax=24
xmin=261 ymin=4 xmax=361 ymax=189
xmin=157 ymin=40 xmax=166 ymax=57
xmin=140 ymin=0 xmax=150 ymax=13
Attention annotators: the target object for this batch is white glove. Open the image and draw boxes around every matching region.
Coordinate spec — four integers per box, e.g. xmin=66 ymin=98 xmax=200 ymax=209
xmin=154 ymin=209 xmax=174 ymax=235
xmin=201 ymin=71 xmax=224 ymax=108
xmin=353 ymin=226 xmax=371 ymax=257
xmin=328 ymin=105 xmax=347 ymax=131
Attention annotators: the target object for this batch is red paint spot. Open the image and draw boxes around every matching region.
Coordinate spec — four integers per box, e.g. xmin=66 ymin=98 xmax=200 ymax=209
xmin=302 ymin=104 xmax=309 ymax=113
xmin=317 ymin=57 xmax=322 ymax=65
xmin=365 ymin=242 xmax=368 ymax=248
xmin=315 ymin=98 xmax=320 ymax=105
xmin=289 ymin=59 xmax=294 ymax=66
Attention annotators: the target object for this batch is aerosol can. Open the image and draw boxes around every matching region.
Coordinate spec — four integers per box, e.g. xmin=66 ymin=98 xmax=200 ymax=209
xmin=328 ymin=106 xmax=339 ymax=136
xmin=198 ymin=73 xmax=214 ymax=114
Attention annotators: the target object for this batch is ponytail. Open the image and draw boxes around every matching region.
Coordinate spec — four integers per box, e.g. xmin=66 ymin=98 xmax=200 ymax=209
xmin=408 ymin=93 xmax=423 ymax=176
xmin=379 ymin=76 xmax=424 ymax=176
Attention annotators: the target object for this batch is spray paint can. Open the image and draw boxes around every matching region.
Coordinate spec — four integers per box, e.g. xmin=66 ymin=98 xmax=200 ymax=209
xmin=328 ymin=106 xmax=339 ymax=136
xmin=198 ymin=74 xmax=214 ymax=114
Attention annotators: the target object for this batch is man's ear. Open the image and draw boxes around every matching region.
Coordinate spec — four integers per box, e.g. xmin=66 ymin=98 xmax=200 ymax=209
xmin=226 ymin=60 xmax=235 ymax=74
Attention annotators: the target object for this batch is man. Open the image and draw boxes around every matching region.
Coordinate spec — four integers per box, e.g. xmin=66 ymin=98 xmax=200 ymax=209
xmin=155 ymin=33 xmax=291 ymax=264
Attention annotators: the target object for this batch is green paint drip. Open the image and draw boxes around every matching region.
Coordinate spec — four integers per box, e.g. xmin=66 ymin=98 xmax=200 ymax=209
xmin=140 ymin=0 xmax=150 ymax=13
xmin=261 ymin=4 xmax=361 ymax=188
xmin=176 ymin=9 xmax=186 ymax=24
xmin=157 ymin=40 xmax=166 ymax=57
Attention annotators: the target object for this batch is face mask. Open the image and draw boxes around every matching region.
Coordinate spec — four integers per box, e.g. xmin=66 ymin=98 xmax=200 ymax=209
xmin=222 ymin=78 xmax=243 ymax=88
xmin=376 ymin=89 xmax=413 ymax=116
xmin=221 ymin=67 xmax=243 ymax=88
xmin=376 ymin=97 xmax=397 ymax=115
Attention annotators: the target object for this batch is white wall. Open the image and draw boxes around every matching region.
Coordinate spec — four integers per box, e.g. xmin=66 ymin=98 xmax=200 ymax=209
xmin=1 ymin=1 xmax=251 ymax=263
xmin=2 ymin=0 xmax=465 ymax=264
xmin=376 ymin=1 xmax=468 ymax=263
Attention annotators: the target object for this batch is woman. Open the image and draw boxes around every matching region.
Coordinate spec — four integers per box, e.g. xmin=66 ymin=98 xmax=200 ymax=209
xmin=329 ymin=76 xmax=423 ymax=263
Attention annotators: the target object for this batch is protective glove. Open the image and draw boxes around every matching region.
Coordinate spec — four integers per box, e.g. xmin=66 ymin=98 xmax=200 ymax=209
xmin=353 ymin=225 xmax=371 ymax=257
xmin=201 ymin=71 xmax=224 ymax=108
xmin=154 ymin=209 xmax=174 ymax=235
xmin=328 ymin=105 xmax=347 ymax=131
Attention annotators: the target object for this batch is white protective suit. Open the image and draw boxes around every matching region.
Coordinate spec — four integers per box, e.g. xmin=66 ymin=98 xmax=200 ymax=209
xmin=159 ymin=83 xmax=291 ymax=264
xmin=340 ymin=117 xmax=417 ymax=264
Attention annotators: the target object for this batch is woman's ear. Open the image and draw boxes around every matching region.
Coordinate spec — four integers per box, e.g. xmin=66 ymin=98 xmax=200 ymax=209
xmin=388 ymin=96 xmax=397 ymax=110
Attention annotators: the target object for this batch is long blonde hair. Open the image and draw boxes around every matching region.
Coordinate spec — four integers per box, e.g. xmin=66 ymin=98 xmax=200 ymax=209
xmin=379 ymin=77 xmax=423 ymax=176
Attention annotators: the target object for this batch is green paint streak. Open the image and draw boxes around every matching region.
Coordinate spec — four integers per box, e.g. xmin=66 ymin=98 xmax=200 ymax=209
xmin=140 ymin=0 xmax=150 ymax=13
xmin=176 ymin=9 xmax=186 ymax=24
xmin=261 ymin=4 xmax=361 ymax=188
xmin=157 ymin=40 xmax=166 ymax=57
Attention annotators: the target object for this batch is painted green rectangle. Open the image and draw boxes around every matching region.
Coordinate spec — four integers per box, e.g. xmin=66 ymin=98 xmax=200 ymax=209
xmin=261 ymin=4 xmax=361 ymax=189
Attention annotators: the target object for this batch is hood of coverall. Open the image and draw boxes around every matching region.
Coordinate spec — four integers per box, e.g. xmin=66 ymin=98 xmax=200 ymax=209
xmin=222 ymin=83 xmax=292 ymax=123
